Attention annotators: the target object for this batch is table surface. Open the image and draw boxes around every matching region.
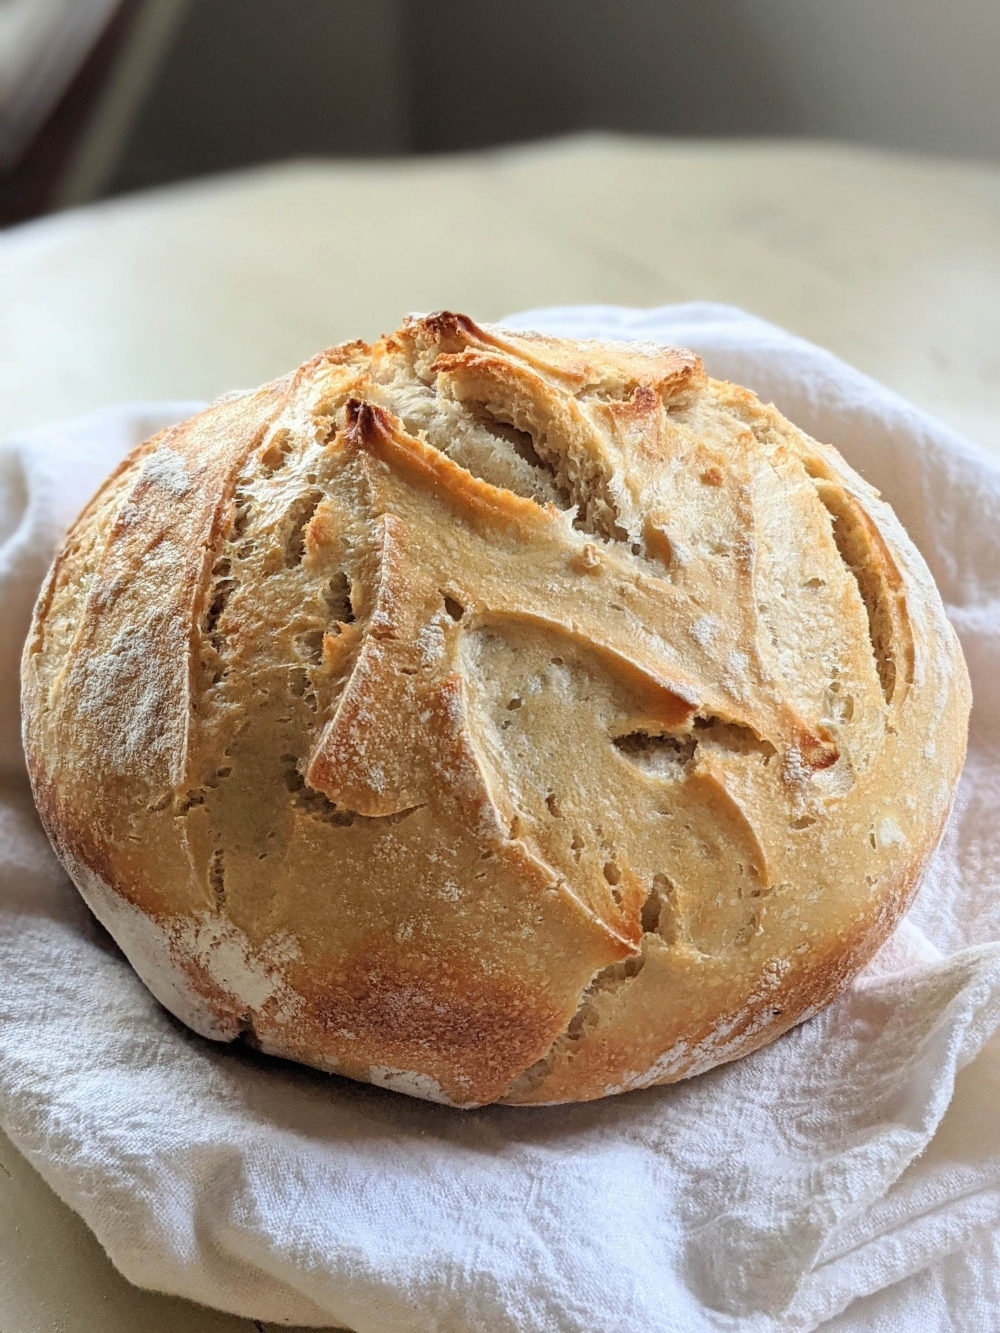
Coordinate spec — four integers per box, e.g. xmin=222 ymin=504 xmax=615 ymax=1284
xmin=1 ymin=134 xmax=998 ymax=1332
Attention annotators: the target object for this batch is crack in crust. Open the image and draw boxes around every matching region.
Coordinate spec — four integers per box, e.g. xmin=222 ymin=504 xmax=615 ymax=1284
xmin=807 ymin=465 xmax=915 ymax=706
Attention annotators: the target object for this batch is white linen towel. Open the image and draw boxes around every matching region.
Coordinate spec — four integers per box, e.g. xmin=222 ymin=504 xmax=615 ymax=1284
xmin=1 ymin=305 xmax=998 ymax=1332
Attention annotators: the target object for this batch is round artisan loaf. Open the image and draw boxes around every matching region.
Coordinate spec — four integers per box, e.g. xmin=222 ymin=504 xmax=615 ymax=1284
xmin=21 ymin=313 xmax=970 ymax=1107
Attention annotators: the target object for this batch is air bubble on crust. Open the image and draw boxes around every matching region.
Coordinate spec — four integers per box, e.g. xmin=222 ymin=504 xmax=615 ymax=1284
xmin=283 ymin=488 xmax=324 ymax=566
xmin=613 ymin=730 xmax=697 ymax=776
xmin=326 ymin=570 xmax=354 ymax=622
xmin=259 ymin=428 xmax=295 ymax=474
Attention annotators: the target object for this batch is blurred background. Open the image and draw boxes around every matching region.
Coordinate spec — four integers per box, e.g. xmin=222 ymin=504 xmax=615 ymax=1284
xmin=3 ymin=0 xmax=999 ymax=224
xmin=1 ymin=0 xmax=998 ymax=453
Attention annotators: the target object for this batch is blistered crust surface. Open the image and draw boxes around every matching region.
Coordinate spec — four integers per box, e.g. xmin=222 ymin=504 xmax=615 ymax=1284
xmin=22 ymin=313 xmax=970 ymax=1106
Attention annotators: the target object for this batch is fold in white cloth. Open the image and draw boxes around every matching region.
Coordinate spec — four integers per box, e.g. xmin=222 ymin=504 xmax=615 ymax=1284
xmin=1 ymin=306 xmax=998 ymax=1332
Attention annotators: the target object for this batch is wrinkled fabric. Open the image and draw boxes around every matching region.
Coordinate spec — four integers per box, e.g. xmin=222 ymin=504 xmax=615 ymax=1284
xmin=0 ymin=306 xmax=997 ymax=1332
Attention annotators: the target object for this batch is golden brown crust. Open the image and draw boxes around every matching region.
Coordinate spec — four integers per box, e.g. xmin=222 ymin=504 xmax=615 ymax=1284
xmin=21 ymin=313 xmax=971 ymax=1106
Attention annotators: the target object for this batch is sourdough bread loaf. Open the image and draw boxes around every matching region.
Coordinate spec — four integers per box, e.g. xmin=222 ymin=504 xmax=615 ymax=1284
xmin=21 ymin=313 xmax=970 ymax=1106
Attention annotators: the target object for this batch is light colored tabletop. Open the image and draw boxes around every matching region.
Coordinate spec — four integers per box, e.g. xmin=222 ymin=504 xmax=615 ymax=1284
xmin=1 ymin=134 xmax=999 ymax=1332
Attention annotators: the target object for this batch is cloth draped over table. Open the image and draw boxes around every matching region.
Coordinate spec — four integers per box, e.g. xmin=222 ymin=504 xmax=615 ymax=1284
xmin=0 ymin=306 xmax=998 ymax=1332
